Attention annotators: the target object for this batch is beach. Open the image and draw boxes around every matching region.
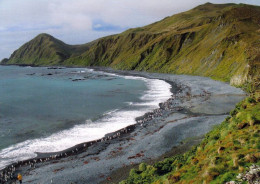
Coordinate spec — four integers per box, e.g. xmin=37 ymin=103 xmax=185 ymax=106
xmin=0 ymin=68 xmax=245 ymax=184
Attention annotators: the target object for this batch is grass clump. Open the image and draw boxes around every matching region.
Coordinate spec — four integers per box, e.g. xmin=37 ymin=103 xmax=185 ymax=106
xmin=121 ymin=94 xmax=260 ymax=183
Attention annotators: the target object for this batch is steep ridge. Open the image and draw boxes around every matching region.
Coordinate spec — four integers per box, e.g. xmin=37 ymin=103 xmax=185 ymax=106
xmin=2 ymin=3 xmax=259 ymax=85
xmin=2 ymin=33 xmax=90 ymax=66
xmin=1 ymin=3 xmax=259 ymax=184
xmin=65 ymin=3 xmax=260 ymax=85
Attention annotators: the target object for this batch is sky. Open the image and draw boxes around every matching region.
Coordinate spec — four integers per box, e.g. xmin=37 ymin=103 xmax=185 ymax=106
xmin=0 ymin=0 xmax=259 ymax=60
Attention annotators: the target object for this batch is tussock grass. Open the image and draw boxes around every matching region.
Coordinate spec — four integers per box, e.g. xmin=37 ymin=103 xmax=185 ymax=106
xmin=120 ymin=94 xmax=260 ymax=184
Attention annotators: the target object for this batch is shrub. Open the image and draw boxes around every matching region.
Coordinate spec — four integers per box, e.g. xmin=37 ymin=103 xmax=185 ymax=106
xmin=218 ymin=172 xmax=236 ymax=183
xmin=212 ymin=133 xmax=220 ymax=140
xmin=139 ymin=163 xmax=147 ymax=172
xmin=129 ymin=168 xmax=137 ymax=176
xmin=246 ymin=97 xmax=256 ymax=104
xmin=230 ymin=109 xmax=238 ymax=116
xmin=154 ymin=159 xmax=174 ymax=175
xmin=225 ymin=116 xmax=231 ymax=121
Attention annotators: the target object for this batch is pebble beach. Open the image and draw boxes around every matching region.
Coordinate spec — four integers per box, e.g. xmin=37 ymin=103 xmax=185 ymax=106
xmin=0 ymin=69 xmax=246 ymax=184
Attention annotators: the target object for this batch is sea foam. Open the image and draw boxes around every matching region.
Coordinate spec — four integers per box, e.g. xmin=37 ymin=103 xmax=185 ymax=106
xmin=0 ymin=69 xmax=172 ymax=169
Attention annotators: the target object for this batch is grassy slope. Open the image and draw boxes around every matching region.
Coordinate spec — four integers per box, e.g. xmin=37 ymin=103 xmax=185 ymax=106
xmin=120 ymin=92 xmax=260 ymax=184
xmin=2 ymin=4 xmax=259 ymax=183
xmin=4 ymin=33 xmax=90 ymax=65
xmin=64 ymin=3 xmax=259 ymax=86
xmin=3 ymin=3 xmax=260 ymax=86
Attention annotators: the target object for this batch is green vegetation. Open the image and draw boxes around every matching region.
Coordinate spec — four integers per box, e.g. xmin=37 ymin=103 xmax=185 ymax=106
xmin=2 ymin=33 xmax=90 ymax=66
xmin=1 ymin=4 xmax=259 ymax=183
xmin=120 ymin=94 xmax=260 ymax=184
xmin=2 ymin=3 xmax=260 ymax=86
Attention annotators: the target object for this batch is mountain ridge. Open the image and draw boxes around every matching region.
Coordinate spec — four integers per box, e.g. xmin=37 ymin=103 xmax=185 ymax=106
xmin=1 ymin=33 xmax=91 ymax=66
xmin=2 ymin=3 xmax=260 ymax=86
xmin=1 ymin=3 xmax=260 ymax=184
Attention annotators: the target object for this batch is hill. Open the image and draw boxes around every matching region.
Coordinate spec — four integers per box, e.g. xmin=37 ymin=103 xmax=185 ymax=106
xmin=2 ymin=3 xmax=260 ymax=86
xmin=1 ymin=33 xmax=90 ymax=66
xmin=1 ymin=3 xmax=260 ymax=184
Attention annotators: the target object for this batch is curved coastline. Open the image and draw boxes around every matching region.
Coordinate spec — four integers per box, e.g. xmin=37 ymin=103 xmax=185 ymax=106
xmin=0 ymin=68 xmax=246 ymax=184
xmin=0 ymin=68 xmax=172 ymax=169
xmin=0 ymin=68 xmax=175 ymax=183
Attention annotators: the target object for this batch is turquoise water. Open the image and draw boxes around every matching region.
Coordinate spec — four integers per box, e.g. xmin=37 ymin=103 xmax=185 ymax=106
xmin=0 ymin=66 xmax=148 ymax=149
xmin=0 ymin=66 xmax=172 ymax=169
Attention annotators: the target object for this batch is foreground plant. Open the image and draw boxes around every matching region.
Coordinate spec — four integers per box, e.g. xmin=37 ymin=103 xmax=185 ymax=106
xmin=121 ymin=94 xmax=260 ymax=184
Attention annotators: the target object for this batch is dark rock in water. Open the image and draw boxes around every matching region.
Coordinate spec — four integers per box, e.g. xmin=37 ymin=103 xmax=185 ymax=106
xmin=41 ymin=73 xmax=54 ymax=76
xmin=27 ymin=73 xmax=36 ymax=76
xmin=72 ymin=78 xmax=85 ymax=82
xmin=97 ymin=75 xmax=109 ymax=78
xmin=106 ymin=78 xmax=116 ymax=81
xmin=47 ymin=67 xmax=64 ymax=70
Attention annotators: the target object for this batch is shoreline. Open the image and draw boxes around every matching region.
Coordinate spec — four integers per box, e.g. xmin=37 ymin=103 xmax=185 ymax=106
xmin=101 ymin=134 xmax=204 ymax=184
xmin=0 ymin=67 xmax=176 ymax=183
xmin=0 ymin=67 xmax=246 ymax=184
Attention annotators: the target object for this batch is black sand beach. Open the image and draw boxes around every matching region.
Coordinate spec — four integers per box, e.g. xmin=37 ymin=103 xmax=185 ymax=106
xmin=0 ymin=69 xmax=246 ymax=184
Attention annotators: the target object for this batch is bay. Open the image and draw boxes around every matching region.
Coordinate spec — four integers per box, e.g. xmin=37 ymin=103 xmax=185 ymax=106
xmin=0 ymin=65 xmax=172 ymax=168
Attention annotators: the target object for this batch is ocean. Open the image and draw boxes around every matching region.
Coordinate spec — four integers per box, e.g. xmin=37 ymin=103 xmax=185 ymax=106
xmin=0 ymin=65 xmax=172 ymax=169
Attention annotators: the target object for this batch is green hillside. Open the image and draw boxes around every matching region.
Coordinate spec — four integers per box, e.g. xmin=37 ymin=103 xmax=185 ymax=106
xmin=1 ymin=3 xmax=259 ymax=183
xmin=120 ymin=92 xmax=260 ymax=184
xmin=2 ymin=3 xmax=260 ymax=86
xmin=67 ymin=3 xmax=259 ymax=86
xmin=2 ymin=33 xmax=90 ymax=66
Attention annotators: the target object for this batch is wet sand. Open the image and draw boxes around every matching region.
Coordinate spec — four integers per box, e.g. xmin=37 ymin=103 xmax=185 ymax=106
xmin=0 ymin=69 xmax=245 ymax=184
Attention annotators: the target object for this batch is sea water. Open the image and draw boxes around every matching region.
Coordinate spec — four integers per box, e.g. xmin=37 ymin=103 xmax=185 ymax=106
xmin=0 ymin=66 xmax=172 ymax=169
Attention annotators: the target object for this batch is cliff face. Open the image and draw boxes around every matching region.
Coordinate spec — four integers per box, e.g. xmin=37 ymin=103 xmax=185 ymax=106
xmin=3 ymin=3 xmax=260 ymax=86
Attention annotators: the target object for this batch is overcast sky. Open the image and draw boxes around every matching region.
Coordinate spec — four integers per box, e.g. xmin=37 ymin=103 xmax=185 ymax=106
xmin=0 ymin=0 xmax=259 ymax=59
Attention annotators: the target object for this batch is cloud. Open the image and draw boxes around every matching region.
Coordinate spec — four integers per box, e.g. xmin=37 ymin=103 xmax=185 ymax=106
xmin=0 ymin=0 xmax=260 ymax=59
xmin=48 ymin=1 xmax=93 ymax=31
xmin=92 ymin=20 xmax=125 ymax=31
